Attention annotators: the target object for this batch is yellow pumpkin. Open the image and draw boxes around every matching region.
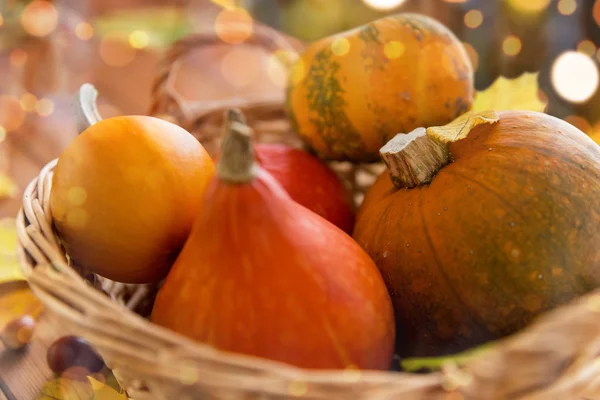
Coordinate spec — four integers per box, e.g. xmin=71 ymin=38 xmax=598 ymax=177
xmin=285 ymin=13 xmax=474 ymax=162
xmin=51 ymin=116 xmax=214 ymax=284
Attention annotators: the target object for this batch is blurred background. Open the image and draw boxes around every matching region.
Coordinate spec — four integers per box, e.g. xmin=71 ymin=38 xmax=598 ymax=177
xmin=0 ymin=0 xmax=598 ymax=219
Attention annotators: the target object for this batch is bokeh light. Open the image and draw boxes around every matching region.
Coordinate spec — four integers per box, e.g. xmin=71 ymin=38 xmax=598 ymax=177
xmin=288 ymin=381 xmax=308 ymax=397
xmin=552 ymin=51 xmax=599 ymax=103
xmin=129 ymin=30 xmax=150 ymax=49
xmin=384 ymin=41 xmax=405 ymax=59
xmin=507 ymin=0 xmax=552 ymax=14
xmin=594 ymin=0 xmax=600 ymax=27
xmin=464 ymin=10 xmax=483 ymax=29
xmin=20 ymin=93 xmax=37 ymax=112
xmin=9 ymin=49 xmax=27 ymax=67
xmin=462 ymin=42 xmax=479 ymax=72
xmin=36 ymin=99 xmax=54 ymax=117
xmin=0 ymin=96 xmax=25 ymax=132
xmin=20 ymin=0 xmax=58 ymax=37
xmin=564 ymin=116 xmax=592 ymax=134
xmin=0 ymin=13 xmax=4 ymax=28
xmin=577 ymin=40 xmax=596 ymax=57
xmin=215 ymin=7 xmax=253 ymax=44
xmin=75 ymin=22 xmax=94 ymax=41
xmin=220 ymin=47 xmax=261 ymax=88
xmin=442 ymin=0 xmax=467 ymax=3
xmin=331 ymin=37 xmax=350 ymax=56
xmin=0 ymin=127 xmax=5 ymax=143
xmin=558 ymin=0 xmax=577 ymax=15
xmin=99 ymin=33 xmax=136 ymax=67
xmin=267 ymin=50 xmax=297 ymax=88
xmin=502 ymin=35 xmax=522 ymax=56
xmin=67 ymin=187 xmax=87 ymax=206
xmin=362 ymin=0 xmax=407 ymax=10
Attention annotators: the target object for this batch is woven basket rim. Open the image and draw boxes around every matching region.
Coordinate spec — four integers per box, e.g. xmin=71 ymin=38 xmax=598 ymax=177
xmin=15 ymin=158 xmax=600 ymax=399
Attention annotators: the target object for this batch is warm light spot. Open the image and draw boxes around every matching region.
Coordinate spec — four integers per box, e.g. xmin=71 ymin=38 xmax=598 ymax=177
xmin=558 ymin=0 xmax=577 ymax=15
xmin=577 ymin=40 xmax=596 ymax=57
xmin=215 ymin=7 xmax=253 ymax=44
xmin=75 ymin=22 xmax=94 ymax=41
xmin=462 ymin=42 xmax=479 ymax=72
xmin=67 ymin=187 xmax=87 ymax=206
xmin=19 ymin=93 xmax=37 ymax=112
xmin=564 ymin=115 xmax=592 ymax=134
xmin=267 ymin=50 xmax=297 ymax=88
xmin=220 ymin=47 xmax=261 ymax=88
xmin=10 ymin=49 xmax=27 ymax=67
xmin=507 ymin=0 xmax=551 ymax=13
xmin=464 ymin=10 xmax=483 ymax=29
xmin=0 ymin=126 xmax=6 ymax=143
xmin=331 ymin=37 xmax=350 ymax=57
xmin=288 ymin=381 xmax=308 ymax=397
xmin=179 ymin=360 xmax=198 ymax=385
xmin=129 ymin=30 xmax=150 ymax=49
xmin=587 ymin=295 xmax=600 ymax=312
xmin=36 ymin=98 xmax=54 ymax=116
xmin=0 ymin=96 xmax=25 ymax=132
xmin=99 ymin=33 xmax=136 ymax=67
xmin=289 ymin=59 xmax=306 ymax=85
xmin=502 ymin=35 xmax=522 ymax=56
xmin=593 ymin=122 xmax=600 ymax=144
xmin=384 ymin=41 xmax=405 ymax=59
xmin=442 ymin=0 xmax=467 ymax=2
xmin=67 ymin=208 xmax=88 ymax=229
xmin=595 ymin=0 xmax=600 ymax=27
xmin=361 ymin=0 xmax=407 ymax=10
xmin=552 ymin=51 xmax=599 ymax=103
xmin=0 ymin=13 xmax=4 ymax=28
xmin=20 ymin=0 xmax=58 ymax=37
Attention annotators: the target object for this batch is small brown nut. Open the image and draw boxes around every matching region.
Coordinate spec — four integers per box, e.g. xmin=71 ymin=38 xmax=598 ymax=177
xmin=1 ymin=315 xmax=36 ymax=350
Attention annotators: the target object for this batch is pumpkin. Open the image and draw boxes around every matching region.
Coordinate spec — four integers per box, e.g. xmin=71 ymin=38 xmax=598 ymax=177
xmin=151 ymin=111 xmax=395 ymax=370
xmin=217 ymin=110 xmax=355 ymax=233
xmin=285 ymin=13 xmax=474 ymax=162
xmin=353 ymin=110 xmax=600 ymax=358
xmin=51 ymin=115 xmax=214 ymax=284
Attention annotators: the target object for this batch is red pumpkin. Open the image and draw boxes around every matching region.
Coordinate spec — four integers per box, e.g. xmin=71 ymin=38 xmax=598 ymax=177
xmin=255 ymin=143 xmax=355 ymax=233
xmin=353 ymin=111 xmax=600 ymax=358
xmin=151 ymin=111 xmax=395 ymax=370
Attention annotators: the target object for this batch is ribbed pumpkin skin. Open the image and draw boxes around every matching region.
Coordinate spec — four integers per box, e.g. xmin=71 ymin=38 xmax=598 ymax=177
xmin=51 ymin=116 xmax=214 ymax=284
xmin=255 ymin=143 xmax=355 ymax=233
xmin=285 ymin=13 xmax=474 ymax=162
xmin=151 ymin=169 xmax=395 ymax=370
xmin=353 ymin=111 xmax=600 ymax=357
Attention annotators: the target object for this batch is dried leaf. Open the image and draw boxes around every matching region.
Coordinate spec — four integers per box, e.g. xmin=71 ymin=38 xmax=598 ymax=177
xmin=88 ymin=376 xmax=129 ymax=400
xmin=0 ymin=218 xmax=25 ymax=283
xmin=472 ymin=72 xmax=547 ymax=113
xmin=0 ymin=283 xmax=43 ymax=328
xmin=426 ymin=110 xmax=500 ymax=144
xmin=38 ymin=378 xmax=93 ymax=400
xmin=0 ymin=174 xmax=17 ymax=199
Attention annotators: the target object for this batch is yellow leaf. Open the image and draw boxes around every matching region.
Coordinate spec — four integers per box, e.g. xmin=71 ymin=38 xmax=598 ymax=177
xmin=38 ymin=378 xmax=93 ymax=400
xmin=0 ymin=282 xmax=43 ymax=328
xmin=0 ymin=173 xmax=17 ymax=199
xmin=472 ymin=72 xmax=547 ymax=113
xmin=88 ymin=376 xmax=129 ymax=400
xmin=427 ymin=110 xmax=500 ymax=144
xmin=0 ymin=218 xmax=25 ymax=283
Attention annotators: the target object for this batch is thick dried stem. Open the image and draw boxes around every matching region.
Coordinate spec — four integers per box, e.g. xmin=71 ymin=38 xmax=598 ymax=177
xmin=216 ymin=109 xmax=257 ymax=183
xmin=380 ymin=128 xmax=450 ymax=189
xmin=74 ymin=83 xmax=103 ymax=134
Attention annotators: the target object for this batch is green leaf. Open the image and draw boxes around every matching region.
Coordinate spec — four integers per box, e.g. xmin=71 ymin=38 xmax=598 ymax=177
xmin=93 ymin=7 xmax=193 ymax=50
xmin=400 ymin=342 xmax=494 ymax=372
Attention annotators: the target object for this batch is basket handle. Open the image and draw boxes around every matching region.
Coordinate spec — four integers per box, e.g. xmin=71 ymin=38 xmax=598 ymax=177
xmin=74 ymin=83 xmax=102 ymax=134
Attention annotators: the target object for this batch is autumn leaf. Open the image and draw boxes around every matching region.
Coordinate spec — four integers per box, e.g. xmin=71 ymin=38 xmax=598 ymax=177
xmin=472 ymin=72 xmax=547 ymax=113
xmin=0 ymin=218 xmax=25 ymax=283
xmin=88 ymin=376 xmax=128 ymax=400
xmin=426 ymin=110 xmax=500 ymax=144
xmin=0 ymin=282 xmax=43 ymax=328
xmin=0 ymin=174 xmax=17 ymax=199
xmin=38 ymin=378 xmax=93 ymax=400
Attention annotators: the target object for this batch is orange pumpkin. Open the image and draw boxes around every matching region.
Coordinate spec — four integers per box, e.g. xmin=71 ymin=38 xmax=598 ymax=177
xmin=353 ymin=111 xmax=600 ymax=357
xmin=51 ymin=116 xmax=214 ymax=284
xmin=151 ymin=111 xmax=395 ymax=370
xmin=285 ymin=13 xmax=474 ymax=162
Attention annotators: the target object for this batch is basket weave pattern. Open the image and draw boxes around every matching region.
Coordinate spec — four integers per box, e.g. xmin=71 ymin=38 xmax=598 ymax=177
xmin=15 ymin=23 xmax=600 ymax=400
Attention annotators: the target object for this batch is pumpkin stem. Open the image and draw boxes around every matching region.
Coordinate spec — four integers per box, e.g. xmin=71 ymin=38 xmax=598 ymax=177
xmin=380 ymin=128 xmax=450 ymax=189
xmin=217 ymin=109 xmax=258 ymax=183
xmin=74 ymin=83 xmax=103 ymax=134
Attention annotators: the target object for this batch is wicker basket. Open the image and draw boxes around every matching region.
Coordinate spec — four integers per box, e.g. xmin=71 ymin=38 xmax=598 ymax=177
xmin=16 ymin=22 xmax=600 ymax=400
